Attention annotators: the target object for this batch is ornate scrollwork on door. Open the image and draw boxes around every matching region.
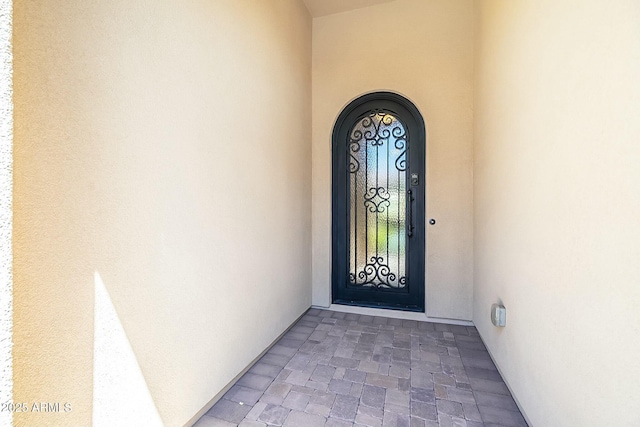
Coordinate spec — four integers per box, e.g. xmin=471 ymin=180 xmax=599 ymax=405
xmin=348 ymin=111 xmax=408 ymax=289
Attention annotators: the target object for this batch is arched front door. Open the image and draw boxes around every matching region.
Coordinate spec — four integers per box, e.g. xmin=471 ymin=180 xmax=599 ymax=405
xmin=332 ymin=92 xmax=425 ymax=312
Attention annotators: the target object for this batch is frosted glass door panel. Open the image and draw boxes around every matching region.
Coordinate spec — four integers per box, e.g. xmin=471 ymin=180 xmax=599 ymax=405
xmin=348 ymin=112 xmax=407 ymax=289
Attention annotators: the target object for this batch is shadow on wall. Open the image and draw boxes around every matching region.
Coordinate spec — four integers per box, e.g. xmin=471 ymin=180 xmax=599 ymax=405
xmin=93 ymin=271 xmax=163 ymax=427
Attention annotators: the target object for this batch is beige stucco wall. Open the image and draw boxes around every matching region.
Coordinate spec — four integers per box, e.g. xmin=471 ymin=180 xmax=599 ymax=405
xmin=474 ymin=1 xmax=640 ymax=426
xmin=12 ymin=1 xmax=311 ymax=426
xmin=312 ymin=0 xmax=474 ymax=320
xmin=0 ymin=1 xmax=11 ymax=427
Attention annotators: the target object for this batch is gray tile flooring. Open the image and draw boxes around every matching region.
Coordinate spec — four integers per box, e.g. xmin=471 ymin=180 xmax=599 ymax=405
xmin=195 ymin=309 xmax=528 ymax=427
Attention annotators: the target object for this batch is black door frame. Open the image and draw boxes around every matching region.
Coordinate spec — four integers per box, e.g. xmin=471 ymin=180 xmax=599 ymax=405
xmin=331 ymin=92 xmax=425 ymax=312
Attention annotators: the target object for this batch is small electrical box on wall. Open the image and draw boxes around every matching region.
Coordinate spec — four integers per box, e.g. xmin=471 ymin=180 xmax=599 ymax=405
xmin=491 ymin=303 xmax=506 ymax=327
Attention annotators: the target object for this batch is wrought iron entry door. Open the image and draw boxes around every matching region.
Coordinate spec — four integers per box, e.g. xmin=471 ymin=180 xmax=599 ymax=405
xmin=332 ymin=92 xmax=425 ymax=312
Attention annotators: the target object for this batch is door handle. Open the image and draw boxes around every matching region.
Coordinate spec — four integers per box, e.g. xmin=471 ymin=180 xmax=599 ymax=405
xmin=407 ymin=189 xmax=415 ymax=237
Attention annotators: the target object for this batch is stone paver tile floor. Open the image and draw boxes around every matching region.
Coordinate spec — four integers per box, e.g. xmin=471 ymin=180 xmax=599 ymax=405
xmin=195 ymin=309 xmax=528 ymax=427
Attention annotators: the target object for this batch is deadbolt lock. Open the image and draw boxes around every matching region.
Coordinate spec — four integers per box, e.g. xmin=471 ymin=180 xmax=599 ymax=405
xmin=410 ymin=173 xmax=419 ymax=186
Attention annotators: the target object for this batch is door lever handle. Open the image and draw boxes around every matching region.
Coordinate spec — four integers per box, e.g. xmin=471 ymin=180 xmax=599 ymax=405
xmin=407 ymin=189 xmax=415 ymax=237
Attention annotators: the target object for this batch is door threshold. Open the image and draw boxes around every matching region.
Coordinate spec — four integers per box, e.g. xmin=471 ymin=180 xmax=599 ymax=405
xmin=318 ymin=304 xmax=473 ymax=326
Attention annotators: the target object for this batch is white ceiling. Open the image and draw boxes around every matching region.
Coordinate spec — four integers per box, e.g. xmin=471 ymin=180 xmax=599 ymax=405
xmin=303 ymin=0 xmax=396 ymax=18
